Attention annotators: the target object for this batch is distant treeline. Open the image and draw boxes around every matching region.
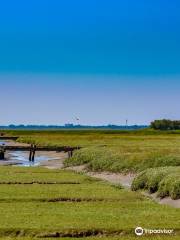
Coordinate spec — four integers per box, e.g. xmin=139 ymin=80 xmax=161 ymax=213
xmin=151 ymin=119 xmax=180 ymax=130
xmin=0 ymin=124 xmax=148 ymax=130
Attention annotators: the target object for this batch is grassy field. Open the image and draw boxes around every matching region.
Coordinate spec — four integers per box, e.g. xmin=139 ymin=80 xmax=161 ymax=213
xmin=5 ymin=129 xmax=180 ymax=172
xmin=1 ymin=238 xmax=180 ymax=240
xmin=132 ymin=167 xmax=180 ymax=199
xmin=0 ymin=166 xmax=179 ymax=239
xmin=1 ymin=237 xmax=180 ymax=240
xmin=4 ymin=129 xmax=180 ymax=199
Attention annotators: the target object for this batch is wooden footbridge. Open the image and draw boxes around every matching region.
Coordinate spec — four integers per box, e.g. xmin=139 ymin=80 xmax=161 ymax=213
xmin=0 ymin=136 xmax=18 ymax=140
xmin=0 ymin=136 xmax=80 ymax=161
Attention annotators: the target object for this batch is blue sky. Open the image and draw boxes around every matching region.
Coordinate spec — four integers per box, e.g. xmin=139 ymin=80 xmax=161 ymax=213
xmin=0 ymin=0 xmax=180 ymax=125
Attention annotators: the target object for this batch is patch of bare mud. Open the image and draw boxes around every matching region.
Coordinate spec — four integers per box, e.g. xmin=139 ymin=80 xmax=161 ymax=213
xmin=87 ymin=172 xmax=135 ymax=189
xmin=66 ymin=165 xmax=135 ymax=189
xmin=40 ymin=152 xmax=68 ymax=169
xmin=0 ymin=160 xmax=20 ymax=166
xmin=144 ymin=192 xmax=180 ymax=208
xmin=66 ymin=165 xmax=87 ymax=172
xmin=66 ymin=165 xmax=180 ymax=208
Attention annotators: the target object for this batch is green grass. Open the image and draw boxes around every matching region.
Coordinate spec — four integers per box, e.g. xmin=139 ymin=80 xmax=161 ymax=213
xmin=6 ymin=130 xmax=180 ymax=173
xmin=1 ymin=130 xmax=180 ymax=239
xmin=1 ymin=237 xmax=180 ymax=240
xmin=0 ymin=167 xmax=92 ymax=184
xmin=132 ymin=167 xmax=180 ymax=199
xmin=0 ymin=166 xmax=179 ymax=239
xmin=2 ymin=130 xmax=180 ymax=201
xmin=0 ymin=167 xmax=141 ymax=203
xmin=65 ymin=146 xmax=180 ymax=173
xmin=5 ymin=130 xmax=180 ymax=199
xmin=2 ymin=201 xmax=178 ymax=230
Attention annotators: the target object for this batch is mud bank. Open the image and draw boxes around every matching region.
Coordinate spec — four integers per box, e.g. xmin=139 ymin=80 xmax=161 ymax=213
xmin=1 ymin=140 xmax=179 ymax=208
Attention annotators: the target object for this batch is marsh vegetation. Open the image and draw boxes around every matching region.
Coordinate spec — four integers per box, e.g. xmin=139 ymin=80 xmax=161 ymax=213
xmin=0 ymin=130 xmax=179 ymax=239
xmin=8 ymin=129 xmax=180 ymax=200
xmin=0 ymin=167 xmax=179 ymax=239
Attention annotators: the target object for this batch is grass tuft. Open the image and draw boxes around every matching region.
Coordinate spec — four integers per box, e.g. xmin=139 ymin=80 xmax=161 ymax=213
xmin=132 ymin=167 xmax=180 ymax=199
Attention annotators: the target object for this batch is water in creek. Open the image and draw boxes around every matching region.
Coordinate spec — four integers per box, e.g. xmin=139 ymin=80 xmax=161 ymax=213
xmin=9 ymin=151 xmax=56 ymax=166
xmin=0 ymin=141 xmax=61 ymax=167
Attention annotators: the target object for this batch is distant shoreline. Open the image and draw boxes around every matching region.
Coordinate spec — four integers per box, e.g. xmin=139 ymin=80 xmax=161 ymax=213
xmin=0 ymin=124 xmax=148 ymax=130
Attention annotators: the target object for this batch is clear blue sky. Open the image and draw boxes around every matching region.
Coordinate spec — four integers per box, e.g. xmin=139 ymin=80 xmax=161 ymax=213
xmin=0 ymin=0 xmax=180 ymax=125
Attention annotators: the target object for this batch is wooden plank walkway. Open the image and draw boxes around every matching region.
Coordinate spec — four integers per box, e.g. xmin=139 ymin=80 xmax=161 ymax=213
xmin=0 ymin=136 xmax=18 ymax=140
xmin=0 ymin=135 xmax=80 ymax=160
xmin=4 ymin=146 xmax=80 ymax=152
xmin=0 ymin=145 xmax=80 ymax=160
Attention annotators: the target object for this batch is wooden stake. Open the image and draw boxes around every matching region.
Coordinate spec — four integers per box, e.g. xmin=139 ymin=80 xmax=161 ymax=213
xmin=29 ymin=144 xmax=33 ymax=161
xmin=32 ymin=145 xmax=36 ymax=162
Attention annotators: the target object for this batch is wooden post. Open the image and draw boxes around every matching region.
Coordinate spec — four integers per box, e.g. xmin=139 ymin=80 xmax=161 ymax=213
xmin=29 ymin=144 xmax=33 ymax=161
xmin=0 ymin=150 xmax=4 ymax=160
xmin=68 ymin=150 xmax=73 ymax=158
xmin=31 ymin=145 xmax=36 ymax=162
xmin=0 ymin=146 xmax=5 ymax=160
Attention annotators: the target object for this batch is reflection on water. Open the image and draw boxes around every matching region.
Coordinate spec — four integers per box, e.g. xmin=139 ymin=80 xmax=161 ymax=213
xmin=9 ymin=151 xmax=54 ymax=166
xmin=0 ymin=141 xmax=59 ymax=167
